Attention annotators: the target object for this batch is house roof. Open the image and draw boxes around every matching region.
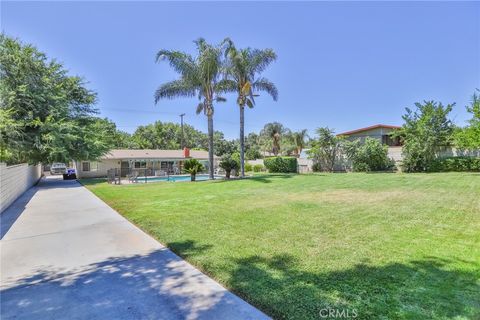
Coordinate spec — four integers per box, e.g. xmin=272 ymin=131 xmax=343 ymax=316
xmin=101 ymin=149 xmax=212 ymax=160
xmin=336 ymin=124 xmax=401 ymax=136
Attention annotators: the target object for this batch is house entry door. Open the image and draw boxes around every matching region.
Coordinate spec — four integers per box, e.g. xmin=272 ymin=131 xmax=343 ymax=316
xmin=121 ymin=161 xmax=129 ymax=177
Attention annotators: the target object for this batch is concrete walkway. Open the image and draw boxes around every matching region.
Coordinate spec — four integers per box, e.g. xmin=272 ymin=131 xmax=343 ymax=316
xmin=1 ymin=176 xmax=269 ymax=320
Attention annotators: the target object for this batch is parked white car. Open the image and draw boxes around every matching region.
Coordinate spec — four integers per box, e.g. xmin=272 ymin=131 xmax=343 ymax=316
xmin=50 ymin=163 xmax=67 ymax=175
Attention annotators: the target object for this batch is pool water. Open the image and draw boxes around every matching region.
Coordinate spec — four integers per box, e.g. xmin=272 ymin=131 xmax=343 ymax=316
xmin=137 ymin=174 xmax=222 ymax=183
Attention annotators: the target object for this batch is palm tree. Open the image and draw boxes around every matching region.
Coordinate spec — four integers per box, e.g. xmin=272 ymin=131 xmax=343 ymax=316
xmin=154 ymin=38 xmax=230 ymax=179
xmin=183 ymin=158 xmax=204 ymax=181
xmin=292 ymin=129 xmax=309 ymax=157
xmin=224 ymin=41 xmax=278 ymax=177
xmin=260 ymin=122 xmax=288 ymax=156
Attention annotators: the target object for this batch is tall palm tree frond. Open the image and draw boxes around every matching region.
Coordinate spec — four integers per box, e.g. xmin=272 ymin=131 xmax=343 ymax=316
xmin=155 ymin=50 xmax=196 ymax=77
xmin=252 ymin=78 xmax=279 ymax=101
xmin=248 ymin=49 xmax=277 ymax=75
xmin=196 ymin=102 xmax=205 ymax=115
xmin=154 ymin=80 xmax=197 ymax=103
xmin=216 ymin=79 xmax=237 ymax=94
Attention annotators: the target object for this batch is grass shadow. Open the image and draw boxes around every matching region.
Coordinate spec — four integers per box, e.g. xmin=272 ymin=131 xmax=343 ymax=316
xmin=164 ymin=239 xmax=480 ymax=319
xmin=224 ymin=254 xmax=480 ymax=319
xmin=248 ymin=174 xmax=295 ymax=184
xmin=167 ymin=240 xmax=213 ymax=259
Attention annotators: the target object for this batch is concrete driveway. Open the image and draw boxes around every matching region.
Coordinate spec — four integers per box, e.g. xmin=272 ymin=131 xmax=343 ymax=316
xmin=0 ymin=176 xmax=269 ymax=320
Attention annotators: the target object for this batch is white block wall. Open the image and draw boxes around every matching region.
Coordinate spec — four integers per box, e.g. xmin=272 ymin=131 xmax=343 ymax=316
xmin=0 ymin=163 xmax=42 ymax=213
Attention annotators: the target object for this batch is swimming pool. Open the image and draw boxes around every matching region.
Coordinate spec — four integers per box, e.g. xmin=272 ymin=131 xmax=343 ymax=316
xmin=137 ymin=174 xmax=222 ymax=183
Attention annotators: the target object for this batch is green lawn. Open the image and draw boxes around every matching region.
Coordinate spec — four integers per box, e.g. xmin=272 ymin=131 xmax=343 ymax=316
xmin=82 ymin=173 xmax=480 ymax=319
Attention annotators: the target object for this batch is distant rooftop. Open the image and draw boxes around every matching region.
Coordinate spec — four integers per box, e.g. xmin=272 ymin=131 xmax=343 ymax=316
xmin=101 ymin=149 xmax=211 ymax=160
xmin=337 ymin=124 xmax=401 ymax=136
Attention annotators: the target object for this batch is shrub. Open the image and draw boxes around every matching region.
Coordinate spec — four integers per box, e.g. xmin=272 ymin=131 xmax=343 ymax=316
xmin=231 ymin=152 xmax=241 ymax=176
xmin=308 ymin=127 xmax=343 ymax=172
xmin=245 ymin=148 xmax=262 ymax=160
xmin=183 ymin=159 xmax=204 ymax=181
xmin=219 ymin=155 xmax=239 ymax=179
xmin=344 ymin=138 xmax=395 ymax=172
xmin=253 ymin=164 xmax=264 ymax=172
xmin=312 ymin=162 xmax=322 ymax=172
xmin=396 ymin=101 xmax=454 ymax=172
xmin=245 ymin=163 xmax=253 ymax=172
xmin=264 ymin=157 xmax=297 ymax=173
xmin=428 ymin=156 xmax=480 ymax=172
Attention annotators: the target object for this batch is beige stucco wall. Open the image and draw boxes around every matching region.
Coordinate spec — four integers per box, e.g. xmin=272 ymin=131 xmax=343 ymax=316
xmin=75 ymin=159 xmax=120 ymax=179
xmin=0 ymin=163 xmax=42 ymax=213
xmin=344 ymin=127 xmax=396 ymax=142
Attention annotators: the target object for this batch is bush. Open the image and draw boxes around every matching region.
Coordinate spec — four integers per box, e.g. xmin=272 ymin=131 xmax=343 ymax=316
xmin=231 ymin=152 xmax=241 ymax=176
xmin=428 ymin=156 xmax=480 ymax=172
xmin=246 ymin=148 xmax=262 ymax=160
xmin=344 ymin=138 xmax=395 ymax=172
xmin=264 ymin=157 xmax=297 ymax=173
xmin=219 ymin=155 xmax=239 ymax=179
xmin=245 ymin=163 xmax=253 ymax=172
xmin=253 ymin=164 xmax=264 ymax=172
xmin=312 ymin=162 xmax=322 ymax=172
xmin=308 ymin=127 xmax=343 ymax=172
xmin=183 ymin=159 xmax=204 ymax=181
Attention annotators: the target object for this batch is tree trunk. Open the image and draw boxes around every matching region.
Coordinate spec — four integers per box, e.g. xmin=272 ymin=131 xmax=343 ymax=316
xmin=239 ymin=105 xmax=245 ymax=178
xmin=226 ymin=169 xmax=231 ymax=179
xmin=207 ymin=114 xmax=214 ymax=180
xmin=191 ymin=173 xmax=196 ymax=181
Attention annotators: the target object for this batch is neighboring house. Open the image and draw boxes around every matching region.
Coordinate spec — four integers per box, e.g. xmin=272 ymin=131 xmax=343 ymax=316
xmin=74 ymin=148 xmax=216 ymax=179
xmin=336 ymin=124 xmax=403 ymax=164
xmin=337 ymin=124 xmax=402 ymax=146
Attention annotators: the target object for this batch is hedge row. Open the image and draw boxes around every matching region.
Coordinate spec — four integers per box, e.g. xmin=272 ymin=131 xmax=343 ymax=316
xmin=428 ymin=156 xmax=480 ymax=172
xmin=245 ymin=163 xmax=265 ymax=172
xmin=264 ymin=156 xmax=297 ymax=173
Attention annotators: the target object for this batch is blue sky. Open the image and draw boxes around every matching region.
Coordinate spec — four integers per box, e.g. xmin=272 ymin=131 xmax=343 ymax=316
xmin=2 ymin=1 xmax=479 ymax=139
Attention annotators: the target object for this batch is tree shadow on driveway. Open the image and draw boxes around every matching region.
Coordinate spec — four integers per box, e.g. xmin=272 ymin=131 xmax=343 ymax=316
xmin=1 ymin=247 xmax=267 ymax=320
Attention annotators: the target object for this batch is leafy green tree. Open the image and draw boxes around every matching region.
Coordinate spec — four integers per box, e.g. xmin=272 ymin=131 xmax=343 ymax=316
xmin=224 ymin=40 xmax=278 ymax=177
xmin=155 ymin=38 xmax=232 ymax=179
xmin=307 ymin=127 xmax=343 ymax=172
xmin=395 ymin=101 xmax=454 ymax=172
xmin=259 ymin=122 xmax=290 ymax=156
xmin=0 ymin=35 xmax=109 ymax=164
xmin=114 ymin=130 xmax=139 ymax=149
xmin=454 ymin=90 xmax=480 ymax=150
xmin=244 ymin=132 xmax=262 ymax=160
xmin=132 ymin=121 xmax=185 ymax=149
xmin=344 ymin=138 xmax=395 ymax=172
xmin=0 ymin=108 xmax=22 ymax=164
xmin=183 ymin=158 xmax=204 ymax=181
xmin=130 ymin=121 xmax=234 ymax=154
xmin=213 ymin=131 xmax=238 ymax=157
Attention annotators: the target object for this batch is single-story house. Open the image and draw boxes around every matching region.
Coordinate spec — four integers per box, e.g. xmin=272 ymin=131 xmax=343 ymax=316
xmin=337 ymin=124 xmax=402 ymax=146
xmin=74 ymin=148 xmax=216 ymax=179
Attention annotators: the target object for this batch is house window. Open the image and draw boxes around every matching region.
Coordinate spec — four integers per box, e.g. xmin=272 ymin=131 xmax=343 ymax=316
xmin=82 ymin=161 xmax=98 ymax=172
xmin=383 ymin=135 xmax=402 ymax=146
xmin=134 ymin=161 xmax=146 ymax=168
